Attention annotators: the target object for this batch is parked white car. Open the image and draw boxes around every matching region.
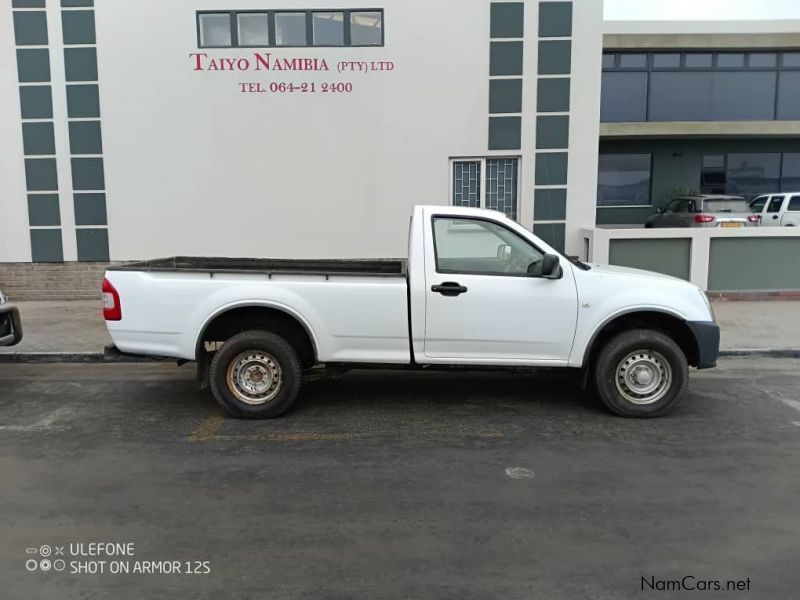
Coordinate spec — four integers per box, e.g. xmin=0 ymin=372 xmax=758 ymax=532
xmin=0 ymin=289 xmax=23 ymax=347
xmin=102 ymin=206 xmax=719 ymax=419
xmin=750 ymin=192 xmax=800 ymax=227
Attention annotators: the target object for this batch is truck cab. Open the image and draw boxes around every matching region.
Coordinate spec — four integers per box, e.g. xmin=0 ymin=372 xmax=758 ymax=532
xmin=751 ymin=193 xmax=800 ymax=227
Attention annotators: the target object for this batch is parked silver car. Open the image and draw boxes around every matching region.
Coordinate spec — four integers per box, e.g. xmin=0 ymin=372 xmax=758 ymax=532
xmin=645 ymin=195 xmax=760 ymax=228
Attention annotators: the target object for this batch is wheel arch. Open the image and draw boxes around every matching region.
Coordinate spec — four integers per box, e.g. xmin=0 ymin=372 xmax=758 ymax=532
xmin=195 ymin=303 xmax=318 ymax=368
xmin=581 ymin=309 xmax=700 ymax=369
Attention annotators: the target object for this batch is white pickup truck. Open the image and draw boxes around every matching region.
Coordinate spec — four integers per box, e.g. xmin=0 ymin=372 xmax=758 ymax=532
xmin=750 ymin=192 xmax=800 ymax=227
xmin=103 ymin=206 xmax=719 ymax=419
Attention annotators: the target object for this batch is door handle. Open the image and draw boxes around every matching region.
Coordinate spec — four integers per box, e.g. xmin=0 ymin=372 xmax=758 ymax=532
xmin=772 ymin=215 xmax=779 ymax=219
xmin=431 ymin=281 xmax=468 ymax=296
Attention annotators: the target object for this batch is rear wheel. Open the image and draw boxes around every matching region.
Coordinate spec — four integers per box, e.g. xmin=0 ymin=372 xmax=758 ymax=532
xmin=593 ymin=329 xmax=687 ymax=417
xmin=209 ymin=330 xmax=301 ymax=419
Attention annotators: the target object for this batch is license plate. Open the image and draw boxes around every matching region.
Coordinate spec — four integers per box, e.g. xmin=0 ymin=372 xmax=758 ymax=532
xmin=720 ymin=222 xmax=743 ymax=228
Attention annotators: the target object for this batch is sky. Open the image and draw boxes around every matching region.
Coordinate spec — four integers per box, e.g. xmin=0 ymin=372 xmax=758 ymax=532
xmin=605 ymin=0 xmax=800 ymax=20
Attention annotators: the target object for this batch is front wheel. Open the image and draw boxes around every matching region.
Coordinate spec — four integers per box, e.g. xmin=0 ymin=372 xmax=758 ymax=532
xmin=209 ymin=330 xmax=302 ymax=419
xmin=593 ymin=329 xmax=688 ymax=417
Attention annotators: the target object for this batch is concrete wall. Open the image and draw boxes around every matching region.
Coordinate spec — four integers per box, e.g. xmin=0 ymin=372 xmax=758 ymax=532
xmin=608 ymin=238 xmax=691 ymax=280
xmin=708 ymin=238 xmax=800 ymax=291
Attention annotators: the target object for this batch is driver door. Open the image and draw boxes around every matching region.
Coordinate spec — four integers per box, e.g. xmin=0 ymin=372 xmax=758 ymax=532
xmin=423 ymin=215 xmax=578 ymax=364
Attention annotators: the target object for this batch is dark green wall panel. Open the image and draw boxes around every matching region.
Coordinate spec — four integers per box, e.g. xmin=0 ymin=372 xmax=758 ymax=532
xmin=76 ymin=228 xmax=109 ymax=261
xmin=534 ymin=223 xmax=566 ymax=252
xmin=22 ymin=122 xmax=56 ymax=155
xmin=19 ymin=85 xmax=53 ymax=118
xmin=538 ymin=40 xmax=571 ymax=74
xmin=30 ymin=229 xmax=63 ymax=262
xmin=608 ymin=238 xmax=691 ymax=280
xmin=13 ymin=11 xmax=48 ymax=45
xmin=71 ymin=157 xmax=105 ymax=190
xmin=27 ymin=194 xmax=61 ymax=226
xmin=24 ymin=158 xmax=58 ymax=191
xmin=490 ymin=41 xmax=523 ymax=76
xmin=64 ymin=47 xmax=97 ymax=81
xmin=537 ymin=78 xmax=570 ymax=112
xmin=709 ymin=238 xmax=800 ymax=291
xmin=488 ymin=116 xmax=521 ymax=150
xmin=534 ymin=189 xmax=567 ymax=220
xmin=535 ymin=152 xmax=568 ymax=185
xmin=536 ymin=115 xmax=569 ymax=149
xmin=74 ymin=193 xmax=107 ymax=225
xmin=490 ymin=2 xmax=523 ymax=38
xmin=62 ymin=10 xmax=96 ymax=45
xmin=66 ymin=84 xmax=100 ymax=117
xmin=539 ymin=2 xmax=572 ymax=38
xmin=489 ymin=79 xmax=522 ymax=113
xmin=16 ymin=48 xmax=50 ymax=82
xmin=68 ymin=120 xmax=102 ymax=154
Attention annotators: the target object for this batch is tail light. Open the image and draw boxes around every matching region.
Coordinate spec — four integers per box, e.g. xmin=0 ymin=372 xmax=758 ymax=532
xmin=102 ymin=277 xmax=122 ymax=321
xmin=747 ymin=215 xmax=761 ymax=223
xmin=694 ymin=214 xmax=716 ymax=223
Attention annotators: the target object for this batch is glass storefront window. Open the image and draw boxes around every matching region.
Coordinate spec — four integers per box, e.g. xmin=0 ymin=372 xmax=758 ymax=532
xmin=725 ymin=153 xmax=781 ymax=199
xmin=597 ymin=154 xmax=652 ymax=206
xmin=782 ymin=153 xmax=800 ymax=191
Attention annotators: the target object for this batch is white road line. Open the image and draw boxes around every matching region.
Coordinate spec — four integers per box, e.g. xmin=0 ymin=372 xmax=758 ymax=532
xmin=792 ymin=421 xmax=800 ymax=428
xmin=0 ymin=407 xmax=72 ymax=432
xmin=505 ymin=467 xmax=535 ymax=480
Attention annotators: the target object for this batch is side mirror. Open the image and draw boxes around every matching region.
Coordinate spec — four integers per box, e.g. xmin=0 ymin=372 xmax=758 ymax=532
xmin=656 ymin=207 xmax=664 ymax=214
xmin=496 ymin=244 xmax=511 ymax=264
xmin=530 ymin=253 xmax=561 ymax=279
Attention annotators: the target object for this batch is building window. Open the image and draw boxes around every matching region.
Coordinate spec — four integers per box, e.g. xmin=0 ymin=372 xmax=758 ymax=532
xmin=237 ymin=13 xmax=270 ymax=47
xmin=597 ymin=154 xmax=652 ymax=207
xmin=601 ymin=51 xmax=800 ymax=123
xmin=451 ymin=158 xmax=519 ymax=220
xmin=700 ymin=154 xmax=727 ymax=194
xmin=274 ymin=12 xmax=307 ymax=46
xmin=197 ymin=9 xmax=384 ymax=48
xmin=350 ymin=11 xmax=383 ymax=45
xmin=725 ymin=153 xmax=781 ymax=198
xmin=783 ymin=153 xmax=800 ymax=191
xmin=312 ymin=12 xmax=344 ymax=46
xmin=198 ymin=13 xmax=232 ymax=48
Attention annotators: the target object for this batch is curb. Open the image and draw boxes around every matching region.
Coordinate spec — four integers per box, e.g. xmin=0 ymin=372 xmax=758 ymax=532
xmin=0 ymin=351 xmax=167 ymax=364
xmin=1 ymin=349 xmax=799 ymax=364
xmin=718 ymin=348 xmax=800 ymax=359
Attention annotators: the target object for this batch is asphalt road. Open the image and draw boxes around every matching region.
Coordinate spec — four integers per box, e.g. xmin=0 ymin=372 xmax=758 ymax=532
xmin=1 ymin=358 xmax=799 ymax=599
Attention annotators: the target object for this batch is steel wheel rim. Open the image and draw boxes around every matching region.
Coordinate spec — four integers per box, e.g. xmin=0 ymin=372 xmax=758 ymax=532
xmin=614 ymin=350 xmax=672 ymax=405
xmin=226 ymin=351 xmax=283 ymax=405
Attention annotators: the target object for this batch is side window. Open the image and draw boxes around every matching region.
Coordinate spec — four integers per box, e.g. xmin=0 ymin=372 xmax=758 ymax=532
xmin=788 ymin=196 xmax=800 ymax=212
xmin=433 ymin=218 xmax=543 ymax=276
xmin=767 ymin=196 xmax=784 ymax=213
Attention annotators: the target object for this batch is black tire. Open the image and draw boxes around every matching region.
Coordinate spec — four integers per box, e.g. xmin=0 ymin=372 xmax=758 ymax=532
xmin=209 ymin=330 xmax=302 ymax=419
xmin=593 ymin=329 xmax=688 ymax=418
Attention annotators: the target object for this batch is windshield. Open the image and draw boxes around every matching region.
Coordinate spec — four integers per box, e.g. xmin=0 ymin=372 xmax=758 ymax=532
xmin=702 ymin=199 xmax=751 ymax=213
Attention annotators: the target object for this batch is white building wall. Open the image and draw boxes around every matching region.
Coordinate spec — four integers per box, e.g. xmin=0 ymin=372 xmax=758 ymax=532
xmin=1 ymin=0 xmax=603 ymax=264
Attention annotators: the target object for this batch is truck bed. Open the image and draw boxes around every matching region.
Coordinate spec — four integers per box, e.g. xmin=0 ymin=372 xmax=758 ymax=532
xmin=108 ymin=256 xmax=407 ymax=278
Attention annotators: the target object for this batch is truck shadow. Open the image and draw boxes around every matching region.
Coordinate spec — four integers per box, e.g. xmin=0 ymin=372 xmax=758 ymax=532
xmin=294 ymin=368 xmax=603 ymax=417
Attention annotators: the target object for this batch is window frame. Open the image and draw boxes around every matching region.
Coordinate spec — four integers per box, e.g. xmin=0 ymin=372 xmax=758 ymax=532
xmin=449 ymin=156 xmax=521 ymax=221
xmin=596 ymin=152 xmax=654 ymax=208
xmin=196 ymin=8 xmax=384 ymax=48
xmin=430 ymin=215 xmax=549 ymax=279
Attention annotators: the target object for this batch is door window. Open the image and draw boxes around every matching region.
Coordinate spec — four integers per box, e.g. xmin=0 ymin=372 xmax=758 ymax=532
xmin=788 ymin=196 xmax=800 ymax=212
xmin=433 ymin=218 xmax=543 ymax=276
xmin=749 ymin=195 xmax=768 ymax=212
xmin=767 ymin=196 xmax=785 ymax=212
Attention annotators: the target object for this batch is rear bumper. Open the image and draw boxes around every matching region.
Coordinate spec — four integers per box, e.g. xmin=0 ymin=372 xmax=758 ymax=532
xmin=0 ymin=304 xmax=23 ymax=347
xmin=687 ymin=320 xmax=720 ymax=369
